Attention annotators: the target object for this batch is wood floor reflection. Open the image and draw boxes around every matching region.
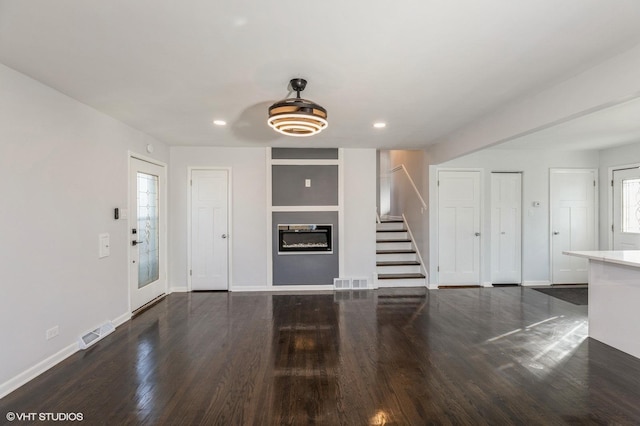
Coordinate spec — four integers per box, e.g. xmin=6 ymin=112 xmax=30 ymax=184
xmin=2 ymin=287 xmax=640 ymax=425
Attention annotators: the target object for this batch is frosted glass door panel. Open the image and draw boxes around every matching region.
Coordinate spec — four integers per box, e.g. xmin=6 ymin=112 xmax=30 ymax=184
xmin=613 ymin=168 xmax=640 ymax=250
xmin=137 ymin=172 xmax=159 ymax=288
xmin=622 ymin=178 xmax=640 ymax=233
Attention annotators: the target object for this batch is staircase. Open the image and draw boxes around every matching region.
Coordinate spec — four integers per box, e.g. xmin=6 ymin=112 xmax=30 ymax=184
xmin=376 ymin=218 xmax=426 ymax=287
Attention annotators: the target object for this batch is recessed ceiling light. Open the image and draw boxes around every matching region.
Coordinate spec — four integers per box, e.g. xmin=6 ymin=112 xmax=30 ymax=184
xmin=373 ymin=122 xmax=386 ymax=128
xmin=213 ymin=120 xmax=227 ymax=126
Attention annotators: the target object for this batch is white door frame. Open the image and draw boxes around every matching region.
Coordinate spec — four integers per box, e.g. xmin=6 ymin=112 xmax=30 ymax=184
xmin=607 ymin=162 xmax=640 ymax=249
xmin=187 ymin=167 xmax=233 ymax=291
xmin=490 ymin=172 xmax=523 ymax=285
xmin=128 ymin=153 xmax=168 ymax=313
xmin=549 ymin=168 xmax=598 ymax=284
xmin=433 ymin=168 xmax=484 ymax=286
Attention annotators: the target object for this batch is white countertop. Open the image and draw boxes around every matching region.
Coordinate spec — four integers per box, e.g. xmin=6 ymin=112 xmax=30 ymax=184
xmin=563 ymin=250 xmax=640 ymax=268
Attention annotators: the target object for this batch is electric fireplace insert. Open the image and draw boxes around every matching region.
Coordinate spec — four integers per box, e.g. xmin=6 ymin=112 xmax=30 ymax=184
xmin=278 ymin=224 xmax=333 ymax=254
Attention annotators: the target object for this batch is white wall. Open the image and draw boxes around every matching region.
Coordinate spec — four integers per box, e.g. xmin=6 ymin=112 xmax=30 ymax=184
xmin=168 ymin=147 xmax=378 ymax=290
xmin=430 ymin=148 xmax=599 ymax=285
xmin=598 ymin=140 xmax=640 ymax=249
xmin=168 ymin=147 xmax=269 ymax=290
xmin=386 ymin=150 xmax=430 ymax=274
xmin=0 ymin=64 xmax=168 ymax=395
xmin=343 ymin=149 xmax=377 ymax=284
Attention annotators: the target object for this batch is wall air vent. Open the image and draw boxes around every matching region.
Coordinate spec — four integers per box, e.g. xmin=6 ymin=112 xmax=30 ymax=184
xmin=78 ymin=321 xmax=115 ymax=350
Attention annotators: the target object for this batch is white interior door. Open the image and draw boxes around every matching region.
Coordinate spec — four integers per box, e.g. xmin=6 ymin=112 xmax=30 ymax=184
xmin=129 ymin=157 xmax=166 ymax=311
xmin=438 ymin=170 xmax=481 ymax=285
xmin=491 ymin=173 xmax=522 ymax=284
xmin=191 ymin=169 xmax=229 ymax=291
xmin=613 ymin=167 xmax=640 ymax=249
xmin=550 ymin=169 xmax=596 ymax=284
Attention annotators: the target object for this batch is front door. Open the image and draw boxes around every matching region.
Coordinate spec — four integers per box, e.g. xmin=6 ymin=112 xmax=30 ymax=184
xmin=438 ymin=170 xmax=481 ymax=285
xmin=129 ymin=157 xmax=166 ymax=311
xmin=613 ymin=167 xmax=640 ymax=249
xmin=191 ymin=169 xmax=229 ymax=290
xmin=550 ymin=169 xmax=596 ymax=284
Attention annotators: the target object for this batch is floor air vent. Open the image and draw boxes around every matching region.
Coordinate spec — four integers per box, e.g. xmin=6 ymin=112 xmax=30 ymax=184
xmin=334 ymin=278 xmax=351 ymax=290
xmin=79 ymin=321 xmax=115 ymax=350
xmin=352 ymin=278 xmax=369 ymax=289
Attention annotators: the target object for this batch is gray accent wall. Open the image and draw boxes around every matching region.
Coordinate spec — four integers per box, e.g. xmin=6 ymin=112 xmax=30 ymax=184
xmin=272 ymin=165 xmax=338 ymax=206
xmin=272 ymin=148 xmax=338 ymax=159
xmin=273 ymin=211 xmax=339 ymax=285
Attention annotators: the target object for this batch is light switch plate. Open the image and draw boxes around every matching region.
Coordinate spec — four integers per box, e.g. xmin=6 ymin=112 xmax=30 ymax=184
xmin=305 ymin=179 xmax=311 ymax=187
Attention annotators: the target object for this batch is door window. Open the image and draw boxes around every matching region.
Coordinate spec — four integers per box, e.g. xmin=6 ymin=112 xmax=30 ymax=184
xmin=621 ymin=178 xmax=640 ymax=233
xmin=137 ymin=172 xmax=159 ymax=288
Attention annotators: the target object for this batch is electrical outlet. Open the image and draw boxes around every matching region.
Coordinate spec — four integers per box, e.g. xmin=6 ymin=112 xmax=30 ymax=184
xmin=46 ymin=326 xmax=59 ymax=340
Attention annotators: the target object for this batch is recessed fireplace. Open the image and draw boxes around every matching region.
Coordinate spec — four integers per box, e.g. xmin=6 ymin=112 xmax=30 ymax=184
xmin=278 ymin=224 xmax=333 ymax=254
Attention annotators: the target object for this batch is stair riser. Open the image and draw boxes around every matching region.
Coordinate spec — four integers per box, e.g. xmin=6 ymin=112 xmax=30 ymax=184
xmin=376 ymin=241 xmax=412 ymax=250
xmin=376 ymin=253 xmax=417 ymax=262
xmin=377 ymin=278 xmax=426 ymax=288
xmin=376 ymin=232 xmax=408 ymax=240
xmin=376 ymin=222 xmax=406 ymax=231
xmin=376 ymin=265 xmax=422 ymax=274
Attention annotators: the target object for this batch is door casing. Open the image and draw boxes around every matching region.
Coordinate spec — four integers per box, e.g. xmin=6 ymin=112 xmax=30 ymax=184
xmin=610 ymin=165 xmax=640 ymax=250
xmin=490 ymin=172 xmax=522 ymax=285
xmin=436 ymin=169 xmax=483 ymax=285
xmin=549 ymin=168 xmax=598 ymax=284
xmin=187 ymin=167 xmax=232 ymax=291
xmin=129 ymin=154 xmax=168 ymax=312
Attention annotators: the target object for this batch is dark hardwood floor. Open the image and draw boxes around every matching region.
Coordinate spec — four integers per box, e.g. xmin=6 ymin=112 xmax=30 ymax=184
xmin=2 ymin=287 xmax=640 ymax=425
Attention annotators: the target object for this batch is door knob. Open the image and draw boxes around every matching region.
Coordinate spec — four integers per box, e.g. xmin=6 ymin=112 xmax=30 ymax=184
xmin=553 ymin=231 xmax=560 ymax=235
xmin=475 ymin=232 xmax=481 ymax=237
xmin=132 ymin=240 xmax=144 ymax=246
xmin=221 ymin=234 xmax=228 ymax=239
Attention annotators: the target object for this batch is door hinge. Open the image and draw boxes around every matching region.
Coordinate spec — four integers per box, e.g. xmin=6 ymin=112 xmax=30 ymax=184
xmin=612 ymin=224 xmax=614 ymax=232
xmin=611 ymin=179 xmax=614 ymax=187
xmin=593 ymin=180 xmax=596 ymax=187
xmin=437 ymin=266 xmax=440 ymax=272
xmin=190 ymin=269 xmax=192 ymax=276
xmin=437 ymin=180 xmax=440 ymax=186
xmin=190 ymin=179 xmax=193 ymax=186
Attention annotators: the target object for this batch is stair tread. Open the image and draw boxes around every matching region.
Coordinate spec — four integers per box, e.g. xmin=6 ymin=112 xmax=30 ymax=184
xmin=377 ymin=261 xmax=421 ymax=266
xmin=376 ymin=229 xmax=408 ymax=232
xmin=376 ymin=249 xmax=416 ymax=254
xmin=378 ymin=273 xmax=426 ymax=279
xmin=379 ymin=219 xmax=404 ymax=223
xmin=376 ymin=239 xmax=411 ymax=243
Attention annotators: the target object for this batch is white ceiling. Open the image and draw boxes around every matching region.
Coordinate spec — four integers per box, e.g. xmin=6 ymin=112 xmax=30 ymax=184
xmin=494 ymin=96 xmax=640 ymax=151
xmin=2 ymin=0 xmax=640 ymax=150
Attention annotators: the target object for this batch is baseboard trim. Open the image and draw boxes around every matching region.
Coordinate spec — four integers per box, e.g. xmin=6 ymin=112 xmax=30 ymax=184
xmin=482 ymin=281 xmax=493 ymax=288
xmin=0 ymin=308 xmax=138 ymax=400
xmin=169 ymin=286 xmax=188 ymax=293
xmin=233 ymin=285 xmax=335 ymax=292
xmin=427 ymin=283 xmax=439 ymax=290
xmin=112 ymin=312 xmax=131 ymax=328
xmin=0 ymin=342 xmax=78 ymax=400
xmin=522 ymin=281 xmax=552 ymax=287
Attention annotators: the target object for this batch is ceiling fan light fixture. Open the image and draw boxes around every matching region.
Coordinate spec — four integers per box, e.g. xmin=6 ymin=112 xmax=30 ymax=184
xmin=267 ymin=78 xmax=328 ymax=137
